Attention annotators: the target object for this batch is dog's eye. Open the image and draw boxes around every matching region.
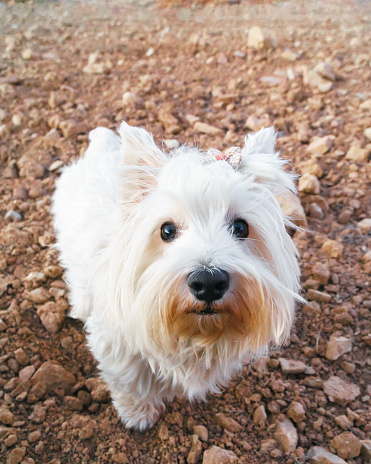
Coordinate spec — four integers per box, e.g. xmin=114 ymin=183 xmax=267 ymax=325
xmin=230 ymin=219 xmax=249 ymax=239
xmin=161 ymin=222 xmax=177 ymax=242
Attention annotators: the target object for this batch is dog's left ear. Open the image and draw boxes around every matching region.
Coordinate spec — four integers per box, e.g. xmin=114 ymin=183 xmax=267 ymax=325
xmin=240 ymin=127 xmax=296 ymax=194
xmin=118 ymin=122 xmax=167 ymax=201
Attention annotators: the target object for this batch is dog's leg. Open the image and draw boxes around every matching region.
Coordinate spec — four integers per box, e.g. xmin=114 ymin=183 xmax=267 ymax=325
xmin=87 ymin=330 xmax=171 ymax=431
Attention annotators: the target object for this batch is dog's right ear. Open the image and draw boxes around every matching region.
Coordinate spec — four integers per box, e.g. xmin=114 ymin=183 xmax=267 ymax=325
xmin=118 ymin=122 xmax=167 ymax=201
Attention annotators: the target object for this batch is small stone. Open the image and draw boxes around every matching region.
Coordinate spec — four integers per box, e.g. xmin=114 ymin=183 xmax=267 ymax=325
xmin=358 ymin=218 xmax=371 ymax=234
xmin=323 ymin=376 xmax=360 ymax=405
xmin=59 ymin=120 xmax=88 ymax=138
xmin=31 ymin=361 xmax=76 ymax=394
xmin=26 ymin=287 xmax=49 ymax=304
xmin=277 ymin=192 xmax=307 ymax=228
xmin=364 ymin=128 xmax=371 ymax=141
xmin=308 ymin=446 xmax=347 ymax=464
xmin=346 ymin=146 xmax=369 ymax=163
xmin=298 ymin=173 xmax=320 ymax=194
xmin=36 ymin=302 xmax=66 ymax=334
xmin=318 ymin=82 xmax=333 ymax=93
xmin=83 ymin=52 xmax=110 ymax=74
xmin=260 ymin=439 xmax=278 ymax=454
xmin=14 ymin=349 xmax=29 ymax=366
xmin=122 ymin=92 xmax=141 ymax=107
xmin=335 ymin=415 xmax=353 ymax=430
xmin=279 ymin=358 xmax=307 ymax=374
xmin=298 ymin=159 xmax=323 ymax=178
xmin=202 ymin=445 xmax=238 ymax=464
xmin=214 ymin=413 xmax=242 ymax=432
xmin=0 ymin=408 xmax=14 ymax=425
xmin=312 ymin=262 xmax=330 ymax=285
xmin=5 ymin=210 xmax=22 ymax=221
xmin=27 ymin=430 xmax=41 ymax=443
xmin=307 ymin=289 xmax=331 ymax=303
xmin=4 ymin=434 xmax=18 ymax=446
xmin=274 ymin=416 xmax=298 ymax=452
xmin=360 ymin=99 xmax=371 ymax=110
xmin=194 ymin=425 xmax=208 ymax=442
xmin=326 ymin=336 xmax=352 ymax=361
xmin=307 ymin=137 xmax=332 ymax=155
xmin=245 ymin=115 xmax=263 ymax=131
xmin=247 ymin=26 xmax=275 ymax=50
xmin=63 ymin=396 xmax=83 ymax=411
xmin=281 ymin=50 xmax=297 ymax=61
xmin=28 ymin=405 xmax=46 ymax=424
xmin=43 ymin=265 xmax=63 ymax=279
xmin=49 ymin=160 xmax=64 ymax=172
xmin=19 ymin=365 xmax=35 ymax=383
xmin=314 ymin=62 xmax=335 ymax=81
xmin=287 ymin=401 xmax=305 ymax=423
xmin=6 ymin=447 xmax=26 ymax=464
xmin=85 ymin=378 xmax=110 ymax=403
xmin=331 ymin=432 xmax=361 ymax=459
xmin=253 ymin=405 xmax=267 ymax=424
xmin=45 ymin=128 xmax=61 ymax=142
xmin=194 ymin=122 xmax=223 ymax=136
xmin=321 ymin=240 xmax=344 ymax=259
xmin=187 ymin=434 xmax=202 ymax=464
xmin=360 ymin=440 xmax=371 ymax=459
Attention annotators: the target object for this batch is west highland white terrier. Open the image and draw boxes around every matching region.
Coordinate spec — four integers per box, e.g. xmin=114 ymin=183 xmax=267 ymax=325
xmin=52 ymin=122 xmax=302 ymax=430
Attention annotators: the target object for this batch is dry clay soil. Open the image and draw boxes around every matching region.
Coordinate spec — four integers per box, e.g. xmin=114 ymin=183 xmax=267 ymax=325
xmin=0 ymin=0 xmax=371 ymax=463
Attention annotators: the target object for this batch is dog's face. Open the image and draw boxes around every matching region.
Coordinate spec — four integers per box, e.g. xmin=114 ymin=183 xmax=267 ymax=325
xmin=109 ymin=123 xmax=301 ymax=358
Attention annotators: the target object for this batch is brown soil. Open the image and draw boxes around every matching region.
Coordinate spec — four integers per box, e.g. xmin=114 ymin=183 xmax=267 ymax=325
xmin=0 ymin=0 xmax=370 ymax=463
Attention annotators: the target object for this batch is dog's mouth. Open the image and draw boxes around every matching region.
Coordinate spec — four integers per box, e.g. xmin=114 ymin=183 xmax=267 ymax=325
xmin=191 ymin=305 xmax=219 ymax=316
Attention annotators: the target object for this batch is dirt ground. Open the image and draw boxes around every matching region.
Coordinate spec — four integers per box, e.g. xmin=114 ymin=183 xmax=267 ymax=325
xmin=0 ymin=0 xmax=371 ymax=463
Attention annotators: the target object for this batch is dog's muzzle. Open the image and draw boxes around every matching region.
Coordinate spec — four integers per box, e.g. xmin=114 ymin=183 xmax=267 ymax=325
xmin=187 ymin=268 xmax=229 ymax=304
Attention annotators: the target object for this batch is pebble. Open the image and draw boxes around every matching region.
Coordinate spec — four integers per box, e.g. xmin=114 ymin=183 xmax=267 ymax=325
xmin=314 ymin=62 xmax=335 ymax=81
xmin=364 ymin=127 xmax=371 ymax=141
xmin=63 ymin=396 xmax=83 ymax=411
xmin=308 ymin=446 xmax=347 ymax=464
xmin=360 ymin=99 xmax=371 ymax=110
xmin=5 ymin=210 xmax=22 ymax=221
xmin=187 ymin=434 xmax=202 ymax=464
xmin=0 ymin=407 xmax=14 ymax=425
xmin=307 ymin=289 xmax=331 ymax=303
xmin=360 ymin=440 xmax=371 ymax=459
xmin=358 ymin=218 xmax=371 ymax=234
xmin=214 ymin=413 xmax=242 ymax=432
xmin=312 ymin=262 xmax=330 ymax=285
xmin=298 ymin=159 xmax=323 ymax=178
xmin=325 ymin=335 xmax=352 ymax=360
xmin=85 ymin=377 xmax=110 ymax=403
xmin=274 ymin=416 xmax=298 ymax=452
xmin=4 ymin=434 xmax=18 ymax=446
xmin=247 ymin=26 xmax=275 ymax=50
xmin=163 ymin=139 xmax=180 ymax=150
xmin=36 ymin=302 xmax=66 ymax=334
xmin=28 ymin=430 xmax=41 ymax=443
xmin=6 ymin=446 xmax=26 ymax=464
xmin=306 ymin=137 xmax=332 ymax=155
xmin=194 ymin=121 xmax=223 ymax=136
xmin=14 ymin=349 xmax=29 ymax=366
xmin=260 ymin=439 xmax=277 ymax=454
xmin=59 ymin=120 xmax=88 ymax=138
xmin=28 ymin=405 xmax=46 ymax=424
xmin=253 ymin=404 xmax=267 ymax=425
xmin=19 ymin=365 xmax=35 ymax=383
xmin=193 ymin=425 xmax=208 ymax=442
xmin=281 ymin=50 xmax=297 ymax=61
xmin=298 ymin=173 xmax=320 ymax=194
xmin=346 ymin=145 xmax=369 ymax=163
xmin=287 ymin=401 xmax=305 ymax=423
xmin=202 ymin=446 xmax=238 ymax=464
xmin=276 ymin=192 xmax=307 ymax=228
xmin=321 ymin=239 xmax=344 ymax=259
xmin=323 ymin=376 xmax=360 ymax=405
xmin=26 ymin=287 xmax=49 ymax=304
xmin=335 ymin=415 xmax=353 ymax=430
xmin=31 ymin=361 xmax=76 ymax=394
xmin=331 ymin=432 xmax=361 ymax=459
xmin=279 ymin=358 xmax=307 ymax=374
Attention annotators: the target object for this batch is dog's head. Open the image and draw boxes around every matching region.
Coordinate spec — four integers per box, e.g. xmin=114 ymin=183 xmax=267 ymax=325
xmin=109 ymin=122 xmax=302 ymax=358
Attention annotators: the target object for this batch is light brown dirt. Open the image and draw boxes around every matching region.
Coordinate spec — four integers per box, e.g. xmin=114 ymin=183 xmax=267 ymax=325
xmin=0 ymin=0 xmax=370 ymax=463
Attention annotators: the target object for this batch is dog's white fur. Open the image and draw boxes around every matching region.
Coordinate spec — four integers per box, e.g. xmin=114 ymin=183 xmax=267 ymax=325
xmin=52 ymin=122 xmax=302 ymax=430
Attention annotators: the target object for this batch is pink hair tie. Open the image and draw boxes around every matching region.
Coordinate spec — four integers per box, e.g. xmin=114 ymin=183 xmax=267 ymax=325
xmin=206 ymin=147 xmax=242 ymax=169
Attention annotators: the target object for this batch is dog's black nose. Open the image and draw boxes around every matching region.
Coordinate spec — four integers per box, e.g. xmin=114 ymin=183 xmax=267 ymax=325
xmin=188 ymin=268 xmax=230 ymax=303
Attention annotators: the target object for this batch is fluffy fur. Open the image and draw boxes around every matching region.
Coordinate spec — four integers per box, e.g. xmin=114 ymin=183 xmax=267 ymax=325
xmin=52 ymin=122 xmax=302 ymax=430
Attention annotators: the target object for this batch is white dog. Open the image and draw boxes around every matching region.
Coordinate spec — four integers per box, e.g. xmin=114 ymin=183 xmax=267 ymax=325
xmin=52 ymin=122 xmax=302 ymax=430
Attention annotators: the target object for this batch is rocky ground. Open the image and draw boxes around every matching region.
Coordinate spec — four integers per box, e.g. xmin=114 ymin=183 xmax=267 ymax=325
xmin=0 ymin=0 xmax=371 ymax=463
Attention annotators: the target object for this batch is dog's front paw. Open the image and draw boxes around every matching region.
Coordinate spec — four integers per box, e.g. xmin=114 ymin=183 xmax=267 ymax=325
xmin=114 ymin=398 xmax=165 ymax=431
